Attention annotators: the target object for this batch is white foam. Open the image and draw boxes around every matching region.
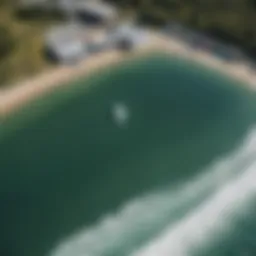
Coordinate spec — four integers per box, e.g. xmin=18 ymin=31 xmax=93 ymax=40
xmin=131 ymin=157 xmax=256 ymax=256
xmin=49 ymin=128 xmax=256 ymax=256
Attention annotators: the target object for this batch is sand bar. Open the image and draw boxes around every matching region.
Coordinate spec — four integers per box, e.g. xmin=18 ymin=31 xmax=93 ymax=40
xmin=1 ymin=30 xmax=256 ymax=118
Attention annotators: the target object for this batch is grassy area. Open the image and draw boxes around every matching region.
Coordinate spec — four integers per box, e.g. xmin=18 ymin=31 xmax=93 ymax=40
xmin=0 ymin=3 xmax=136 ymax=88
xmin=0 ymin=5 xmax=63 ymax=88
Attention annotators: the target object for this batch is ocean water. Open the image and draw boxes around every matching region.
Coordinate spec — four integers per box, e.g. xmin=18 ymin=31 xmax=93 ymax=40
xmin=1 ymin=54 xmax=256 ymax=256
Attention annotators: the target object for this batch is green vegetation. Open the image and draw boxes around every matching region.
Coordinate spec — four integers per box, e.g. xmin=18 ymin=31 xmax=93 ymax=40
xmin=0 ymin=2 xmax=64 ymax=88
xmin=108 ymin=0 xmax=256 ymax=58
xmin=0 ymin=26 xmax=15 ymax=60
xmin=1 ymin=0 xmax=256 ymax=87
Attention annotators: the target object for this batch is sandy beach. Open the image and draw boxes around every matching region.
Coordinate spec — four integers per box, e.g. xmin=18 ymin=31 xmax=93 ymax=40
xmin=1 ymin=30 xmax=256 ymax=118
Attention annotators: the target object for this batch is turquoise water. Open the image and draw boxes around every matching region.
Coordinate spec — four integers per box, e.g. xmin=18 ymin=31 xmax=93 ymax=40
xmin=1 ymin=54 xmax=256 ymax=256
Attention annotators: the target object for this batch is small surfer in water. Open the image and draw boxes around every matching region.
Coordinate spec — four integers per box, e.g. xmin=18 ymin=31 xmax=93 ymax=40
xmin=111 ymin=102 xmax=130 ymax=128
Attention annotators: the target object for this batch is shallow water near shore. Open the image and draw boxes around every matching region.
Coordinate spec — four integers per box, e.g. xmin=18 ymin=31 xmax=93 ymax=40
xmin=1 ymin=54 xmax=256 ymax=256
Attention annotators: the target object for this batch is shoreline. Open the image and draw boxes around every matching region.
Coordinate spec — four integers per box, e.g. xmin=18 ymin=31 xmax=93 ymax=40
xmin=155 ymin=33 xmax=256 ymax=89
xmin=1 ymin=30 xmax=256 ymax=118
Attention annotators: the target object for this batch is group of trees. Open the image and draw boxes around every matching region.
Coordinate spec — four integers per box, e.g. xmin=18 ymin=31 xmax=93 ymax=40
xmin=0 ymin=0 xmax=15 ymax=85
xmin=107 ymin=0 xmax=256 ymax=58
xmin=0 ymin=0 xmax=64 ymax=87
xmin=1 ymin=0 xmax=256 ymax=86
xmin=0 ymin=1 xmax=16 ymax=63
xmin=0 ymin=26 xmax=15 ymax=61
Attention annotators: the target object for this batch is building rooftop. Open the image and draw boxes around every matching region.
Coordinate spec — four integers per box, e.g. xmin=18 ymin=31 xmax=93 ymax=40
xmin=46 ymin=23 xmax=88 ymax=43
xmin=73 ymin=1 xmax=117 ymax=19
xmin=44 ymin=24 xmax=88 ymax=63
xmin=107 ymin=23 xmax=149 ymax=48
xmin=20 ymin=0 xmax=49 ymax=4
xmin=19 ymin=0 xmax=117 ymax=15
xmin=19 ymin=0 xmax=57 ymax=8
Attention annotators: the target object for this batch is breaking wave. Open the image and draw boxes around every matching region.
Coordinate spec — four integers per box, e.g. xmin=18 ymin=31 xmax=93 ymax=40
xmin=49 ymin=128 xmax=256 ymax=256
xmin=131 ymin=155 xmax=256 ymax=256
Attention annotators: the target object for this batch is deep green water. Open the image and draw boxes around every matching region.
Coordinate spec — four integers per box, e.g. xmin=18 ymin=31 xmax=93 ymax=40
xmin=1 ymin=54 xmax=256 ymax=256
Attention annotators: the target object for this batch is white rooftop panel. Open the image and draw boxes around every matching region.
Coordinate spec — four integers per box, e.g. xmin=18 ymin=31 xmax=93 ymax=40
xmin=74 ymin=1 xmax=117 ymax=19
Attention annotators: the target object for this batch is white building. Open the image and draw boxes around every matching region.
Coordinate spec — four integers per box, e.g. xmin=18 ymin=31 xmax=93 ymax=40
xmin=108 ymin=23 xmax=149 ymax=50
xmin=19 ymin=0 xmax=60 ymax=10
xmin=44 ymin=24 xmax=88 ymax=65
xmin=44 ymin=23 xmax=115 ymax=64
xmin=19 ymin=0 xmax=118 ymax=26
xmin=73 ymin=1 xmax=118 ymax=26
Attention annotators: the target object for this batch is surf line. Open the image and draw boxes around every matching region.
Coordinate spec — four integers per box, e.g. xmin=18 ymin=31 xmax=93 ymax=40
xmin=49 ymin=128 xmax=256 ymax=256
xmin=131 ymin=154 xmax=256 ymax=256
